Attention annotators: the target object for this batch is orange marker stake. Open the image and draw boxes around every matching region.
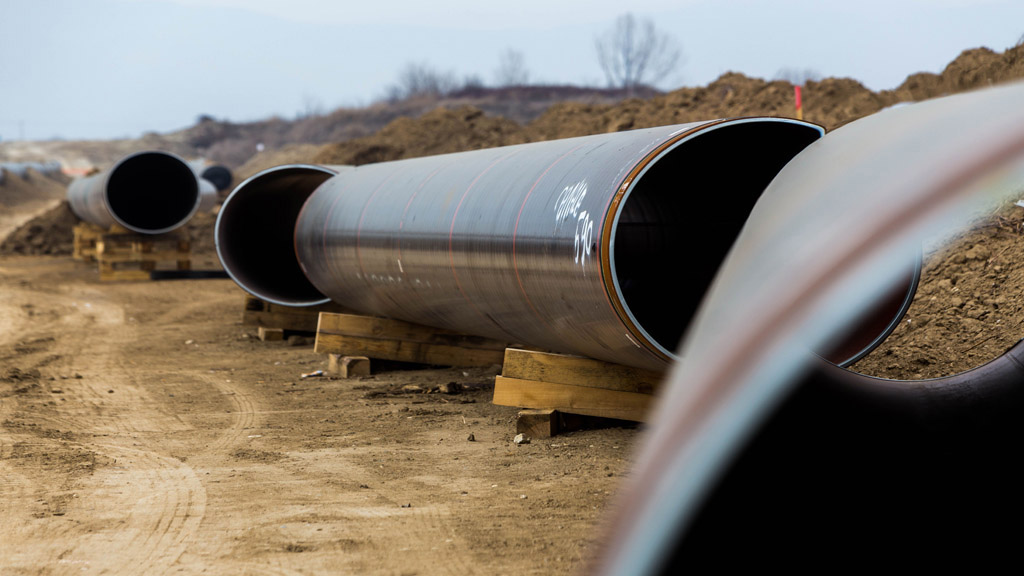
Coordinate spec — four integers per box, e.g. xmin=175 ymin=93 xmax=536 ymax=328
xmin=794 ymin=85 xmax=803 ymax=120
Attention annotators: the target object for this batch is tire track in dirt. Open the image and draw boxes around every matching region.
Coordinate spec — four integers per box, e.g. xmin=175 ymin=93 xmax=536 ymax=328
xmin=0 ymin=268 xmax=211 ymax=574
xmin=199 ymin=375 xmax=260 ymax=453
xmin=70 ymin=444 xmax=206 ymax=576
xmin=1 ymin=443 xmax=207 ymax=575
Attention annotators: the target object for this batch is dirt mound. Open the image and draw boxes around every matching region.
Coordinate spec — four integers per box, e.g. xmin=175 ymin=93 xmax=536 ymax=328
xmin=0 ymin=199 xmax=219 ymax=260
xmin=851 ymin=197 xmax=1024 ymax=379
xmin=313 ymin=106 xmax=527 ymax=165
xmin=0 ymin=200 xmax=77 ymax=256
xmin=889 ymin=44 xmax=1024 ymax=102
xmin=233 ymin=143 xmax=324 ymax=183
xmin=524 ymin=72 xmax=893 ymax=140
xmin=0 ymin=169 xmax=72 ymax=246
xmin=0 ymin=169 xmax=69 ymax=207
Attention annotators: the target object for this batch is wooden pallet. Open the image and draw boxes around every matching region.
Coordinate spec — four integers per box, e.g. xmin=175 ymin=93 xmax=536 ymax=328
xmin=492 ymin=348 xmax=665 ymax=426
xmin=96 ymin=230 xmax=190 ymax=282
xmin=242 ymin=294 xmax=348 ymax=336
xmin=314 ymin=312 xmax=509 ymax=370
xmin=72 ymin=222 xmax=105 ymax=262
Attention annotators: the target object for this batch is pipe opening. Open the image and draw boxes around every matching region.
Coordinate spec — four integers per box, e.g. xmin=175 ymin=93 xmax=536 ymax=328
xmin=106 ymin=152 xmax=199 ymax=233
xmin=215 ymin=165 xmax=335 ymax=306
xmin=201 ymin=164 xmax=233 ymax=192
xmin=611 ymin=120 xmax=824 ymax=357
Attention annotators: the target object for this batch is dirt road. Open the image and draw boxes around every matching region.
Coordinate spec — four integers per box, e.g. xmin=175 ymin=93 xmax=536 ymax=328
xmin=0 ymin=255 xmax=636 ymax=575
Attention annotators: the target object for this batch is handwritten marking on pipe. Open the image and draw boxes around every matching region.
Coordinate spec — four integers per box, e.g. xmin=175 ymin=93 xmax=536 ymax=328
xmin=555 ymin=180 xmax=594 ymax=268
xmin=555 ymin=180 xmax=588 ymax=223
xmin=575 ymin=211 xmax=594 ymax=267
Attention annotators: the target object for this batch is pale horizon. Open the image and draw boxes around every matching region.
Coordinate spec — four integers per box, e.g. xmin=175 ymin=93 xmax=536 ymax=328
xmin=1 ymin=0 xmax=1022 ymax=141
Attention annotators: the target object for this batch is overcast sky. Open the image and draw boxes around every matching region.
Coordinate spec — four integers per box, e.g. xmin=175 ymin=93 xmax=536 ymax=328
xmin=1 ymin=0 xmax=1022 ymax=141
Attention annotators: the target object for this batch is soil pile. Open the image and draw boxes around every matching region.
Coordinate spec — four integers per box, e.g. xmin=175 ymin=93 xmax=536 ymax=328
xmin=0 ymin=169 xmax=69 ymax=210
xmin=0 ymin=200 xmax=77 ymax=256
xmin=314 ymin=106 xmax=527 ymax=166
xmin=889 ymin=45 xmax=1024 ymax=102
xmin=233 ymin=143 xmax=324 ymax=182
xmin=526 ymin=73 xmax=890 ymax=140
xmin=851 ymin=198 xmax=1024 ymax=379
xmin=0 ymin=169 xmax=71 ymax=248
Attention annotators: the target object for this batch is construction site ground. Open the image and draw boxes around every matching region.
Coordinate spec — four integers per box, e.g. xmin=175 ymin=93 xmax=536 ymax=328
xmin=0 ymin=245 xmax=635 ymax=575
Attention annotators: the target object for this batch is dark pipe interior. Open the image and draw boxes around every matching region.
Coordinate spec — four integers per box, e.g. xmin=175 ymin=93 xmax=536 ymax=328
xmin=201 ymin=165 xmax=234 ymax=192
xmin=216 ymin=166 xmax=334 ymax=306
xmin=106 ymin=152 xmax=199 ymax=233
xmin=658 ymin=347 xmax=1024 ymax=571
xmin=613 ymin=121 xmax=822 ymax=354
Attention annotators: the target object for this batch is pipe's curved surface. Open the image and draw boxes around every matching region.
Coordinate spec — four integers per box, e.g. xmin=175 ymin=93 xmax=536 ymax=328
xmin=215 ymin=164 xmax=353 ymax=307
xmin=293 ymin=119 xmax=826 ymax=370
xmin=66 ymin=150 xmax=200 ymax=234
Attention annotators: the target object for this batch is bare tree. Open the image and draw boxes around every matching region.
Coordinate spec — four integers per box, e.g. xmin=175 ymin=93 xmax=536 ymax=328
xmin=775 ymin=67 xmax=823 ymax=86
xmin=298 ymin=93 xmax=324 ymax=119
xmin=494 ymin=48 xmax=530 ymax=86
xmin=385 ymin=61 xmax=460 ymax=101
xmin=595 ymin=13 xmax=681 ymax=93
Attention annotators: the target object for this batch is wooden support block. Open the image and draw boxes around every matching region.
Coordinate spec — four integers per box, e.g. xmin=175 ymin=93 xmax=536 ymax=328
xmin=327 ymin=354 xmax=371 ymax=378
xmin=500 ymin=348 xmax=663 ymax=393
xmin=258 ymin=326 xmax=284 ymax=341
xmin=314 ymin=312 xmax=508 ymax=367
xmin=492 ymin=348 xmax=666 ymax=422
xmin=494 ymin=376 xmax=654 ymax=422
xmin=93 ymin=228 xmax=190 ymax=281
xmin=516 ymin=409 xmax=556 ymax=438
xmin=72 ymin=223 xmax=104 ymax=262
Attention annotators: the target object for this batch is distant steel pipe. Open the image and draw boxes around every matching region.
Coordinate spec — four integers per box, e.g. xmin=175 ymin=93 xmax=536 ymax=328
xmin=1 ymin=161 xmax=62 ymax=178
xmin=66 ymin=150 xmax=200 ymax=234
xmin=215 ymin=164 xmax=353 ymax=307
xmin=198 ymin=178 xmax=219 ymax=212
xmin=201 ymin=164 xmax=233 ymax=192
xmin=187 ymin=159 xmax=234 ymax=192
xmin=288 ymin=119 xmax=830 ymax=371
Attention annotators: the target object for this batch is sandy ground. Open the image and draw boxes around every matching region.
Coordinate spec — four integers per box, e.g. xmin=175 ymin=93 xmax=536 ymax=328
xmin=0 ymin=254 xmax=637 ymax=575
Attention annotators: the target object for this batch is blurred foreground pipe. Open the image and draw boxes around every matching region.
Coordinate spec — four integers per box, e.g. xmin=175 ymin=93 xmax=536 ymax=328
xmin=594 ymin=81 xmax=1024 ymax=574
xmin=67 ymin=150 xmax=200 ymax=234
xmin=293 ymin=119 xmax=829 ymax=371
xmin=216 ymin=164 xmax=353 ymax=307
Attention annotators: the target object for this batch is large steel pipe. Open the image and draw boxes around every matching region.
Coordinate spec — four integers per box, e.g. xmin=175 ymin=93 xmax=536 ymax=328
xmin=216 ymin=164 xmax=353 ymax=307
xmin=66 ymin=150 xmax=200 ymax=234
xmin=290 ymin=119 xmax=826 ymax=371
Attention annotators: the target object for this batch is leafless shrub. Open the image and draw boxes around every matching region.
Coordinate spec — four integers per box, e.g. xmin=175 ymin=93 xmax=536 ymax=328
xmin=595 ymin=13 xmax=682 ymax=93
